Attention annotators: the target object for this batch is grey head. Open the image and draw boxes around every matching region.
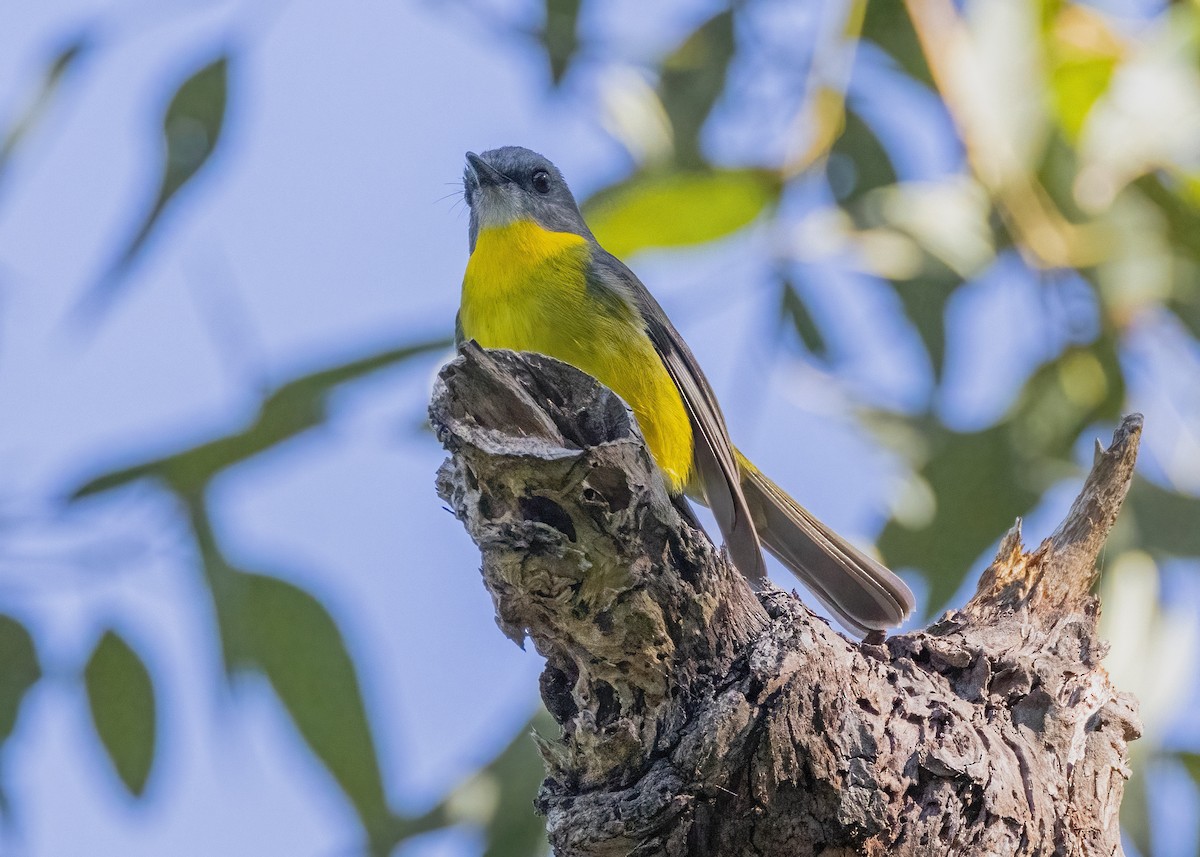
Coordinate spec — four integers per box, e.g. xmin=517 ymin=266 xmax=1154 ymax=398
xmin=463 ymin=146 xmax=590 ymax=251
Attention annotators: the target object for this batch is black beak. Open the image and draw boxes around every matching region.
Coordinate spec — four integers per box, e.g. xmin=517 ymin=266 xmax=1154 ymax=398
xmin=465 ymin=152 xmax=508 ymax=188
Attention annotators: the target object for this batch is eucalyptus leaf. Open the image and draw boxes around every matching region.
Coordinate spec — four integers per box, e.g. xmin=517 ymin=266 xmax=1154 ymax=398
xmin=888 ymin=256 xmax=960 ymax=381
xmin=861 ymin=2 xmax=933 ymax=86
xmin=227 ymin=571 xmax=392 ymax=845
xmin=1179 ymin=751 xmax=1200 ymax=786
xmin=778 ymin=279 xmax=828 ymax=360
xmin=583 ymin=169 xmax=778 ymax=258
xmin=1126 ymin=477 xmax=1200 ymax=557
xmin=78 ymin=54 xmax=229 ymax=319
xmin=0 ymin=616 xmax=41 ymax=748
xmin=70 ymin=334 xmax=451 ymax=500
xmin=539 ymin=0 xmax=581 ymax=84
xmin=1048 ymin=53 xmax=1117 ymax=143
xmin=1134 ymin=175 xmax=1200 ymax=340
xmin=878 ymin=421 xmax=1041 ymax=616
xmin=84 ymin=630 xmax=156 ymax=797
xmin=829 ymin=107 xmax=897 ymax=212
xmin=658 ymin=10 xmax=735 ymax=167
xmin=0 ymin=32 xmax=91 ymax=191
xmin=476 ymin=711 xmax=554 ymax=857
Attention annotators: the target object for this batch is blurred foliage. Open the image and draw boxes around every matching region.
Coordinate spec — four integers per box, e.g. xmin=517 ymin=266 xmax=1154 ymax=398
xmin=85 ymin=630 xmax=156 ymax=797
xmin=583 ymin=168 xmax=779 ymax=257
xmin=0 ymin=617 xmax=39 ymax=816
xmin=0 ymin=31 xmax=90 ymax=194
xmin=77 ymin=53 xmax=229 ymax=320
xmin=538 ymin=0 xmax=581 ymax=84
xmin=3 ymin=0 xmax=1200 ymax=854
xmin=69 ymin=334 xmax=450 ymax=855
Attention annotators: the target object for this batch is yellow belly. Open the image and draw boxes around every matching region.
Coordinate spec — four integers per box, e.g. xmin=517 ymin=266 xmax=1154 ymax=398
xmin=460 ymin=221 xmax=694 ymax=492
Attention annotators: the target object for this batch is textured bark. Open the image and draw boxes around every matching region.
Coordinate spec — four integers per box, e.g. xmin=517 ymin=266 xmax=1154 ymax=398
xmin=431 ymin=345 xmax=1142 ymax=857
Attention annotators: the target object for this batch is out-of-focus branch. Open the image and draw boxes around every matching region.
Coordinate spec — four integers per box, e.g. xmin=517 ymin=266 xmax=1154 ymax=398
xmin=903 ymin=0 xmax=1107 ymax=268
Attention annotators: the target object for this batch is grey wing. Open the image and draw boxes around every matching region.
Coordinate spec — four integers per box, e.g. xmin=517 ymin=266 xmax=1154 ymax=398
xmin=588 ymin=251 xmax=767 ymax=583
xmin=454 ymin=311 xmax=466 ymax=349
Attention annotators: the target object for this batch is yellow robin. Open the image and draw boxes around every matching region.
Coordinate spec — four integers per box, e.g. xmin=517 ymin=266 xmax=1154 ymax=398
xmin=457 ymin=146 xmax=914 ymax=634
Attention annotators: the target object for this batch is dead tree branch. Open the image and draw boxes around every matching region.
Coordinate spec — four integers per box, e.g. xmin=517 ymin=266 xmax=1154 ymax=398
xmin=431 ymin=346 xmax=1142 ymax=857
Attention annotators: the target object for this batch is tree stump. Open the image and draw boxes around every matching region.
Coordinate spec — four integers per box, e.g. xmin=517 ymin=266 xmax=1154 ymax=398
xmin=431 ymin=345 xmax=1142 ymax=857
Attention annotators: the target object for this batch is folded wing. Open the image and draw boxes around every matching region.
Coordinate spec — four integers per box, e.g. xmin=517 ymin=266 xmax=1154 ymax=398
xmin=587 ymin=251 xmax=766 ymax=583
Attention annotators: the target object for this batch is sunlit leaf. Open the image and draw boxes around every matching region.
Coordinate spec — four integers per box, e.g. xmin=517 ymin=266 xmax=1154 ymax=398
xmin=583 ymin=169 xmax=779 ymax=258
xmin=0 ymin=616 xmax=41 ymax=749
xmin=0 ymin=32 xmax=91 ymax=191
xmin=225 ymin=571 xmax=392 ymax=843
xmin=1049 ymin=55 xmax=1117 ymax=143
xmin=658 ymin=10 xmax=735 ymax=167
xmin=790 ymin=86 xmax=848 ymax=176
xmin=77 ymin=54 xmax=229 ymax=319
xmin=70 ymin=334 xmax=451 ymax=500
xmin=872 ymin=179 xmax=995 ymax=278
xmin=539 ymin=0 xmax=581 ymax=84
xmin=85 ymin=630 xmax=156 ymax=797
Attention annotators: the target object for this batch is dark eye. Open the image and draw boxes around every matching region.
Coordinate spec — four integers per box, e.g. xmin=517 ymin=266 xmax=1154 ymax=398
xmin=532 ymin=169 xmax=551 ymax=194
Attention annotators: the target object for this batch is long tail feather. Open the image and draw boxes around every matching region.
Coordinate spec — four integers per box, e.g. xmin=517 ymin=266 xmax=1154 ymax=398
xmin=737 ymin=453 xmax=914 ymax=635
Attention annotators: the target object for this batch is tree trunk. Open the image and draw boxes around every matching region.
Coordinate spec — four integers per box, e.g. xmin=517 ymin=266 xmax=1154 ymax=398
xmin=430 ymin=345 xmax=1142 ymax=857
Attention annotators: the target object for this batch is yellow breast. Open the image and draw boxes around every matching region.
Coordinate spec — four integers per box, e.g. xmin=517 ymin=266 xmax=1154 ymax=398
xmin=459 ymin=220 xmax=694 ymax=492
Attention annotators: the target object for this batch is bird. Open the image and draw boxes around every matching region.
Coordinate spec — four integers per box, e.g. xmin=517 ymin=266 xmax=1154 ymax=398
xmin=456 ymin=145 xmax=914 ymax=635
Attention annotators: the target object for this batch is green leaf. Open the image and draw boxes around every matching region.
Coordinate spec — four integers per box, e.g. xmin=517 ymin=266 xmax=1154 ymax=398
xmin=539 ymin=0 xmax=581 ymax=84
xmin=1133 ymin=175 xmax=1200 ymax=339
xmin=477 ymin=711 xmax=553 ymax=857
xmin=391 ymin=710 xmax=552 ymax=853
xmin=1008 ymin=337 xmax=1125 ymax=457
xmin=1126 ymin=477 xmax=1200 ymax=557
xmin=1179 ymin=751 xmax=1200 ymax=786
xmin=1034 ymin=132 xmax=1089 ymax=224
xmin=889 ymin=256 xmax=960 ymax=381
xmin=877 ymin=338 xmax=1126 ymax=615
xmin=1044 ymin=5 xmax=1120 ymax=142
xmin=0 ymin=33 xmax=91 ymax=192
xmin=0 ymin=616 xmax=41 ymax=747
xmin=70 ymin=334 xmax=451 ymax=500
xmin=1120 ymin=760 xmax=1153 ymax=857
xmin=778 ymin=279 xmax=829 ymax=359
xmin=658 ymin=10 xmax=735 ymax=167
xmin=1049 ymin=55 xmax=1116 ymax=142
xmin=227 ymin=571 xmax=391 ymax=843
xmin=861 ymin=2 xmax=933 ymax=87
xmin=583 ymin=169 xmax=779 ymax=258
xmin=85 ymin=630 xmax=156 ymax=796
xmin=829 ymin=106 xmax=897 ymax=212
xmin=78 ymin=54 xmax=229 ymax=319
xmin=878 ymin=421 xmax=1042 ymax=615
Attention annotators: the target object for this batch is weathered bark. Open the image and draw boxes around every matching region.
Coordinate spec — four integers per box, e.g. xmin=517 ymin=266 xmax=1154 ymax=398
xmin=431 ymin=345 xmax=1142 ymax=857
